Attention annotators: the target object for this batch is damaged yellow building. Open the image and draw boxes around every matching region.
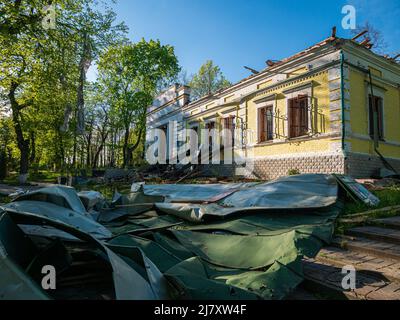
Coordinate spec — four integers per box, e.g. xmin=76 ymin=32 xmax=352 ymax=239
xmin=146 ymin=35 xmax=400 ymax=179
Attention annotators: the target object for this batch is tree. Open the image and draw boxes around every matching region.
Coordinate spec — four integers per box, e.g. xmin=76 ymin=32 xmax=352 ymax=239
xmin=98 ymin=39 xmax=180 ymax=167
xmin=351 ymin=22 xmax=388 ymax=55
xmin=56 ymin=1 xmax=127 ymax=169
xmin=189 ymin=60 xmax=231 ymax=100
xmin=0 ymin=0 xmax=126 ymax=182
xmin=81 ymin=82 xmax=111 ymax=168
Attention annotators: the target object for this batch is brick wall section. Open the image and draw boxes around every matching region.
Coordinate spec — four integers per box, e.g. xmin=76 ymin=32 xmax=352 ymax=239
xmin=345 ymin=152 xmax=400 ymax=178
xmin=243 ymin=154 xmax=345 ymax=180
xmin=166 ymin=153 xmax=400 ymax=180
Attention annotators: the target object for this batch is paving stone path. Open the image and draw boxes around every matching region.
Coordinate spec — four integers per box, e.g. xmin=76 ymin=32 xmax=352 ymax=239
xmin=300 ymin=216 xmax=400 ymax=299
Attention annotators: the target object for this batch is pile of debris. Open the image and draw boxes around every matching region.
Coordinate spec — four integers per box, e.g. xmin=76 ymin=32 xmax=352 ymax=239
xmin=0 ymin=174 xmax=379 ymax=300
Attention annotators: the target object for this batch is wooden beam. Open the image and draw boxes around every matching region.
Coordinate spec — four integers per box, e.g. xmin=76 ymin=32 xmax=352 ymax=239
xmin=352 ymin=29 xmax=368 ymax=41
xmin=331 ymin=26 xmax=337 ymax=38
xmin=244 ymin=66 xmax=259 ymax=74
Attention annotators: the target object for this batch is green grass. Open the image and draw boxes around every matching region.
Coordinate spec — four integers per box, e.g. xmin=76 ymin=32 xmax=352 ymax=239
xmin=336 ymin=185 xmax=400 ymax=235
xmin=1 ymin=170 xmax=61 ymax=185
xmin=343 ymin=186 xmax=400 ymax=215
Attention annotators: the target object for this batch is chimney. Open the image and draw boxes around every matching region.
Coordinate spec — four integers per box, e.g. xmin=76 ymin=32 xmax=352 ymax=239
xmin=177 ymin=85 xmax=191 ymax=106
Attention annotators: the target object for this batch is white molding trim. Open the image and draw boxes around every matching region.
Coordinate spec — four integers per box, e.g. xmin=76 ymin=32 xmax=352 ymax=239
xmin=346 ymin=150 xmax=400 ymax=161
xmin=351 ymin=132 xmax=400 ymax=147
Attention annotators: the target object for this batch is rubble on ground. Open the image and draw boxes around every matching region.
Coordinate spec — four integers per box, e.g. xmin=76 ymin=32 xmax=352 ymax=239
xmin=0 ymin=174 xmax=381 ymax=300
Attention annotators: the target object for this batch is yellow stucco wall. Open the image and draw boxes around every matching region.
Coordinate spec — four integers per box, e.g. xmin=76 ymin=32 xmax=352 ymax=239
xmin=247 ymin=71 xmax=335 ymax=157
xmin=184 ymin=70 xmax=339 ymax=158
xmin=348 ymin=68 xmax=400 ymax=158
xmin=250 ymin=138 xmax=337 ymax=157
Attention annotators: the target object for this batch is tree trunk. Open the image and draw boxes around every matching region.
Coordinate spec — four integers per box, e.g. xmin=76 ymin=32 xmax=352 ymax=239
xmin=122 ymin=126 xmax=130 ymax=168
xmin=126 ymin=127 xmax=144 ymax=166
xmin=86 ymin=133 xmax=92 ymax=168
xmin=92 ymin=131 xmax=109 ymax=168
xmin=8 ymin=82 xmax=30 ymax=184
xmin=76 ymin=32 xmax=92 ymax=135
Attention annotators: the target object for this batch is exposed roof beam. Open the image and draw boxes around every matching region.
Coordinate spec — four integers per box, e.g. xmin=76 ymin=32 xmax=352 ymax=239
xmin=244 ymin=66 xmax=259 ymax=74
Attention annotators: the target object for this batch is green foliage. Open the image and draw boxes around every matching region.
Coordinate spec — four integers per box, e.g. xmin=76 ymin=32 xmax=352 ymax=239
xmin=288 ymin=168 xmax=300 ymax=176
xmin=343 ymin=185 xmax=400 ymax=215
xmin=0 ymin=0 xmax=128 ymax=178
xmin=0 ymin=1 xmax=180 ymax=177
xmin=189 ymin=60 xmax=231 ymax=100
xmin=98 ymin=39 xmax=180 ymax=167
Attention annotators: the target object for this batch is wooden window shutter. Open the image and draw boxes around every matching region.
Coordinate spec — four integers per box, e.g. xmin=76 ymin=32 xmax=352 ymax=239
xmin=289 ymin=98 xmax=297 ymax=138
xmin=266 ymin=106 xmax=273 ymax=140
xmin=258 ymin=108 xmax=266 ymax=142
xmin=369 ymin=95 xmax=384 ymax=139
xmin=377 ymin=97 xmax=384 ymax=139
xmin=298 ymin=95 xmax=308 ymax=136
xmin=288 ymin=99 xmax=292 ymax=138
xmin=368 ymin=95 xmax=374 ymax=137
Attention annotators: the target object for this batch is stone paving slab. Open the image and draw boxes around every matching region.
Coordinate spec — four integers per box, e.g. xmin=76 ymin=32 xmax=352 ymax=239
xmin=346 ymin=226 xmax=400 ymax=245
xmin=316 ymin=247 xmax=400 ymax=282
xmin=374 ymin=216 xmax=400 ymax=230
xmin=303 ymin=259 xmax=400 ymax=300
xmin=333 ymin=236 xmax=400 ymax=260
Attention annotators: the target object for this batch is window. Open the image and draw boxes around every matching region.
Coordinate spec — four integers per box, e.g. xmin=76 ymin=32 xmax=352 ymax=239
xmin=368 ymin=95 xmax=384 ymax=140
xmin=288 ymin=95 xmax=308 ymax=138
xmin=205 ymin=121 xmax=215 ymax=155
xmin=223 ymin=116 xmax=235 ymax=146
xmin=258 ymin=106 xmax=274 ymax=142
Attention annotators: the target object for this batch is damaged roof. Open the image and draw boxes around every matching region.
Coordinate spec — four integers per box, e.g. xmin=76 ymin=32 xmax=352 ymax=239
xmin=0 ymin=174 xmax=378 ymax=300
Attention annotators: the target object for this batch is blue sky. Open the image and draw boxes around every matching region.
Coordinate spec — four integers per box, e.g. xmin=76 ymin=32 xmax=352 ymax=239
xmin=88 ymin=0 xmax=400 ymax=83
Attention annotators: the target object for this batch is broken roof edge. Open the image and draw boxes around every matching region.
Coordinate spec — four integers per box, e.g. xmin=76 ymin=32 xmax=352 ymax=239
xmin=341 ymin=38 xmax=400 ymax=71
xmin=149 ymin=35 xmax=399 ymax=118
xmin=183 ymin=36 xmax=339 ymax=108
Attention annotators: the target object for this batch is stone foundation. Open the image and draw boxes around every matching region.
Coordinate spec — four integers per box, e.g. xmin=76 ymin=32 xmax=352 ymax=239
xmin=161 ymin=152 xmax=400 ymax=180
xmin=237 ymin=152 xmax=400 ymax=180
xmin=345 ymin=152 xmax=400 ymax=178
xmin=242 ymin=153 xmax=346 ymax=180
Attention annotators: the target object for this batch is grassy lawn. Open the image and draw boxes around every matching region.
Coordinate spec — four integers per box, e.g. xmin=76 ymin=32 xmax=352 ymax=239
xmin=1 ymin=170 xmax=61 ymax=185
xmin=336 ymin=185 xmax=400 ymax=234
xmin=343 ymin=185 xmax=400 ymax=215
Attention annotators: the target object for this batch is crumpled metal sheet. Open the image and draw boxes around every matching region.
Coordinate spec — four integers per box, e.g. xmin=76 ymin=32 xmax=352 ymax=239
xmin=142 ymin=182 xmax=257 ymax=203
xmin=0 ymin=174 xmax=345 ymax=300
xmin=78 ymin=191 xmax=106 ymax=212
xmin=220 ymin=174 xmax=338 ymax=208
xmin=1 ymin=201 xmax=112 ymax=240
xmin=0 ymin=254 xmax=50 ymax=300
xmin=0 ymin=210 xmax=169 ymax=300
xmin=141 ymin=175 xmax=337 ymax=208
xmin=113 ymin=174 xmax=342 ymax=299
xmin=12 ymin=186 xmax=89 ymax=217
xmin=149 ymin=174 xmax=339 ymax=222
